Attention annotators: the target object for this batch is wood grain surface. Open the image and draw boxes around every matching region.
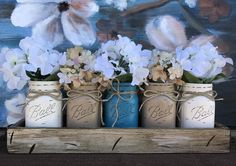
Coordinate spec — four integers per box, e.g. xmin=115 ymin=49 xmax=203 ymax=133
xmin=7 ymin=127 xmax=230 ymax=153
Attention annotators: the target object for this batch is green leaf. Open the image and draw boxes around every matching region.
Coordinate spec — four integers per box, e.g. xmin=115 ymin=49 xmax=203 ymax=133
xmin=44 ymin=73 xmax=59 ymax=81
xmin=115 ymin=73 xmax=133 ymax=83
xmin=182 ymin=71 xmax=203 ymax=83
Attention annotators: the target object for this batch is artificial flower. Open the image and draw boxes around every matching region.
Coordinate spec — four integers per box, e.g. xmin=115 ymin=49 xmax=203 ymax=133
xmin=11 ymin=0 xmax=99 ymax=47
xmin=176 ymin=42 xmax=233 ymax=79
xmin=5 ymin=93 xmax=26 ymax=125
xmin=105 ymin=0 xmax=135 ymax=11
xmin=149 ymin=65 xmax=167 ymax=82
xmin=168 ymin=63 xmax=183 ymax=80
xmin=95 ymin=35 xmax=151 ymax=86
xmin=58 ymin=47 xmax=109 ymax=90
xmin=145 ymin=15 xmax=187 ymax=52
xmin=148 ymin=50 xmax=183 ymax=84
xmin=20 ymin=37 xmax=66 ymax=76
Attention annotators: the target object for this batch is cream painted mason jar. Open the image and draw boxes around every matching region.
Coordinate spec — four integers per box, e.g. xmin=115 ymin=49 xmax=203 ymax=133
xmin=67 ymin=84 xmax=101 ymax=128
xmin=142 ymin=83 xmax=177 ymax=128
xmin=25 ymin=81 xmax=62 ymax=128
xmin=179 ymin=83 xmax=215 ymax=128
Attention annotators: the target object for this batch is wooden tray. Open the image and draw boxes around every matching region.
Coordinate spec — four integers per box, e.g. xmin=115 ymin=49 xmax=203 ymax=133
xmin=7 ymin=123 xmax=230 ymax=154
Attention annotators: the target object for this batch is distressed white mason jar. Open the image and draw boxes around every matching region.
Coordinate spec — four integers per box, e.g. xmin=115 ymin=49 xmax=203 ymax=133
xmin=179 ymin=83 xmax=215 ymax=128
xmin=25 ymin=81 xmax=62 ymax=128
xmin=142 ymin=83 xmax=177 ymax=128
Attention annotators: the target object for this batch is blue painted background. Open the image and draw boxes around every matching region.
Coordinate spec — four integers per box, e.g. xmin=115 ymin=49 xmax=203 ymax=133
xmin=0 ymin=0 xmax=236 ymax=127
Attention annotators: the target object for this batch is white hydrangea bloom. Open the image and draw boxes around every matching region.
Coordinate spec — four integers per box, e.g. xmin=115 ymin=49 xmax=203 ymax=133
xmin=5 ymin=93 xmax=26 ymax=125
xmin=20 ymin=37 xmax=66 ymax=76
xmin=57 ymin=72 xmax=72 ymax=84
xmin=185 ymin=0 xmax=198 ymax=8
xmin=95 ymin=35 xmax=151 ymax=85
xmin=176 ymin=42 xmax=233 ymax=79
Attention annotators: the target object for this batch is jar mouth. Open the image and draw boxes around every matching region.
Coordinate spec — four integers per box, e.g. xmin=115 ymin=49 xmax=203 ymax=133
xmin=183 ymin=83 xmax=213 ymax=89
xmin=182 ymin=83 xmax=213 ymax=92
xmin=29 ymin=81 xmax=59 ymax=84
xmin=148 ymin=83 xmax=175 ymax=86
xmin=112 ymin=82 xmax=136 ymax=87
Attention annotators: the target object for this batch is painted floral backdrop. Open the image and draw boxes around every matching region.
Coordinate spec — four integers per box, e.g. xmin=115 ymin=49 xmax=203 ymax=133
xmin=0 ymin=0 xmax=236 ymax=126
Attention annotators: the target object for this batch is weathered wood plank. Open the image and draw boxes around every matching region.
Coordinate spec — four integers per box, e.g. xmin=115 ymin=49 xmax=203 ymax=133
xmin=7 ymin=127 xmax=230 ymax=154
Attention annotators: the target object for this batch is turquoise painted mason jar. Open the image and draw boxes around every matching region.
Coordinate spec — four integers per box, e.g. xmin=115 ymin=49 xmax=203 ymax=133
xmin=103 ymin=83 xmax=139 ymax=128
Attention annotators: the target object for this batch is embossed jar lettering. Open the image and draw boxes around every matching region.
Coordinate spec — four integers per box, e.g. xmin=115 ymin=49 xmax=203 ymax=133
xmin=103 ymin=83 xmax=138 ymax=128
xmin=179 ymin=83 xmax=215 ymax=128
xmin=141 ymin=83 xmax=177 ymax=128
xmin=25 ymin=81 xmax=62 ymax=128
xmin=67 ymin=84 xmax=101 ymax=128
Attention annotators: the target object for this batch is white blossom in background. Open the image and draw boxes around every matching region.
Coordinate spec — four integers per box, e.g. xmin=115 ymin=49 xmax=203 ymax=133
xmin=0 ymin=48 xmax=29 ymax=90
xmin=95 ymin=35 xmax=151 ymax=86
xmin=11 ymin=0 xmax=99 ymax=48
xmin=105 ymin=0 xmax=135 ymax=11
xmin=146 ymin=15 xmax=188 ymax=52
xmin=185 ymin=0 xmax=198 ymax=8
xmin=5 ymin=93 xmax=26 ymax=125
xmin=176 ymin=42 xmax=233 ymax=79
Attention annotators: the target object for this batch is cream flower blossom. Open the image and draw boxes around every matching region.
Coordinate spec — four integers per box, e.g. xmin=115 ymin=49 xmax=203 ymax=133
xmin=11 ymin=0 xmax=99 ymax=48
xmin=58 ymin=47 xmax=109 ymax=90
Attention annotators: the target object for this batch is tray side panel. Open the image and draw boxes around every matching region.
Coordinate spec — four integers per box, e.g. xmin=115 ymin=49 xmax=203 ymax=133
xmin=7 ymin=128 xmax=230 ymax=154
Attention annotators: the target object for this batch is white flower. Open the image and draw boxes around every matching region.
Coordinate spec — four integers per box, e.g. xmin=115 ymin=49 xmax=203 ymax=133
xmin=176 ymin=42 xmax=233 ymax=79
xmin=5 ymin=93 xmax=26 ymax=125
xmin=57 ymin=72 xmax=72 ymax=84
xmin=146 ymin=15 xmax=188 ymax=52
xmin=77 ymin=49 xmax=96 ymax=71
xmin=0 ymin=48 xmax=29 ymax=90
xmin=21 ymin=37 xmax=66 ymax=76
xmin=168 ymin=63 xmax=183 ymax=80
xmin=94 ymin=55 xmax=115 ymax=79
xmin=105 ymin=0 xmax=135 ymax=11
xmin=185 ymin=0 xmax=197 ymax=8
xmin=11 ymin=0 xmax=99 ymax=47
xmin=95 ymin=35 xmax=152 ymax=85
xmin=130 ymin=66 xmax=149 ymax=86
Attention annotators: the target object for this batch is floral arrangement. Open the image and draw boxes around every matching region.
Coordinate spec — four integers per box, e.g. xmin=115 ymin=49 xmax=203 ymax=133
xmin=146 ymin=15 xmax=233 ymax=84
xmin=57 ymin=46 xmax=109 ymax=90
xmin=176 ymin=42 xmax=233 ymax=83
xmin=94 ymin=35 xmax=151 ymax=86
xmin=148 ymin=50 xmax=184 ymax=85
xmin=0 ymin=37 xmax=66 ymax=90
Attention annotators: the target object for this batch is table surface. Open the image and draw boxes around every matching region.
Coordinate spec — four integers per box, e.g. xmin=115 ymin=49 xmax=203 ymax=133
xmin=0 ymin=128 xmax=236 ymax=166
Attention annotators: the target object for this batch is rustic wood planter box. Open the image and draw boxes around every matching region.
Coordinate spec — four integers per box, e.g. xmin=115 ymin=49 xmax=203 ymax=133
xmin=7 ymin=124 xmax=230 ymax=154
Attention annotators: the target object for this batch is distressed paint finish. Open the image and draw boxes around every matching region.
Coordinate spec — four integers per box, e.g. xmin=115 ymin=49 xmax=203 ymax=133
xmin=0 ymin=0 xmax=236 ymax=126
xmin=7 ymin=126 xmax=230 ymax=153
